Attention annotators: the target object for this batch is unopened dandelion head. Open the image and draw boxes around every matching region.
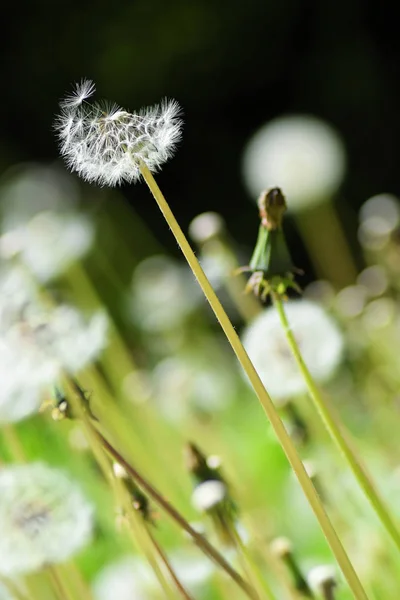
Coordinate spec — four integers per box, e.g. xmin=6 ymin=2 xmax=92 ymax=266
xmin=242 ymin=115 xmax=346 ymax=211
xmin=191 ymin=480 xmax=227 ymax=512
xmin=241 ymin=299 xmax=344 ymax=400
xmin=55 ymin=80 xmax=183 ymax=186
xmin=0 ymin=462 xmax=94 ymax=576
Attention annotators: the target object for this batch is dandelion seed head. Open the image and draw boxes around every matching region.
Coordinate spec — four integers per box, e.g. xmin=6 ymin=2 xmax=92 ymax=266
xmin=242 ymin=115 xmax=346 ymax=211
xmin=241 ymin=300 xmax=344 ymax=400
xmin=130 ymin=255 xmax=200 ymax=333
xmin=55 ymin=81 xmax=182 ymax=186
xmin=0 ymin=165 xmax=94 ymax=280
xmin=0 ymin=463 xmax=94 ymax=576
xmin=0 ymin=268 xmax=107 ymax=422
xmin=151 ymin=354 xmax=233 ymax=422
xmin=191 ymin=480 xmax=227 ymax=512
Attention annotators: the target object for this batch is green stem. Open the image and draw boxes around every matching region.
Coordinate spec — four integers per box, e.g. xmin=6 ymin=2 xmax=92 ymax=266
xmin=139 ymin=163 xmax=369 ymax=600
xmin=273 ymin=293 xmax=400 ymax=553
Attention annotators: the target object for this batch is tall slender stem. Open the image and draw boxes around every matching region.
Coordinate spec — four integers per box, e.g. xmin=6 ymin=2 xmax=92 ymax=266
xmin=273 ymin=293 xmax=400 ymax=553
xmin=139 ymin=163 xmax=369 ymax=600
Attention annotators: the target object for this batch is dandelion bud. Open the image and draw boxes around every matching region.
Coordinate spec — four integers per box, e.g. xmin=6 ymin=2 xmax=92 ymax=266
xmin=270 ymin=536 xmax=292 ymax=559
xmin=191 ymin=480 xmax=227 ymax=513
xmin=191 ymin=470 xmax=236 ymax=548
xmin=54 ymin=80 xmax=182 ymax=187
xmin=113 ymin=463 xmax=152 ymax=523
xmin=270 ymin=536 xmax=312 ymax=596
xmin=307 ymin=565 xmax=337 ymax=599
xmin=0 ymin=462 xmax=94 ymax=576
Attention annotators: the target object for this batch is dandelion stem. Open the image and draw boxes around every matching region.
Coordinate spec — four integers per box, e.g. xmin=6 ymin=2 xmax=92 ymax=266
xmin=146 ymin=528 xmax=195 ymax=600
xmin=272 ymin=292 xmax=400 ymax=555
xmin=139 ymin=162 xmax=369 ymax=600
xmin=95 ymin=427 xmax=259 ymax=600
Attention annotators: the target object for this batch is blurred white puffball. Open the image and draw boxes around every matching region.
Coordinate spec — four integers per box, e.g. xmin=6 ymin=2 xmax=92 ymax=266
xmin=242 ymin=115 xmax=346 ymax=211
xmin=241 ymin=299 xmax=344 ymax=401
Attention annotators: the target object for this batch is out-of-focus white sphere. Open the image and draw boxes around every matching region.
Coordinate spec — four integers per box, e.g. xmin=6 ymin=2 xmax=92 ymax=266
xmin=241 ymin=299 xmax=344 ymax=401
xmin=242 ymin=115 xmax=346 ymax=211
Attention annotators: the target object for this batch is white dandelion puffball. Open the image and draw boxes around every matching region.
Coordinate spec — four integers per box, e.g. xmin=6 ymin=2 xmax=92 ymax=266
xmin=242 ymin=115 xmax=346 ymax=211
xmin=55 ymin=79 xmax=182 ymax=186
xmin=0 ymin=164 xmax=93 ymax=281
xmin=0 ymin=268 xmax=107 ymax=422
xmin=241 ymin=299 xmax=344 ymax=400
xmin=1 ymin=211 xmax=94 ymax=282
xmin=151 ymin=353 xmax=234 ymax=422
xmin=0 ymin=463 xmax=94 ymax=576
xmin=131 ymin=255 xmax=200 ymax=333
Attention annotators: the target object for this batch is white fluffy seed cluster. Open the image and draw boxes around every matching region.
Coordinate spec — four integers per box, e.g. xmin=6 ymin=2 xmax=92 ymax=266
xmin=0 ymin=266 xmax=108 ymax=423
xmin=0 ymin=462 xmax=94 ymax=576
xmin=54 ymin=79 xmax=183 ymax=186
xmin=241 ymin=299 xmax=344 ymax=401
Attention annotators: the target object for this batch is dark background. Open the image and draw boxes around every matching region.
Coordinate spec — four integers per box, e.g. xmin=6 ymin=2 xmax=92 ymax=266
xmin=2 ymin=0 xmax=399 ymax=265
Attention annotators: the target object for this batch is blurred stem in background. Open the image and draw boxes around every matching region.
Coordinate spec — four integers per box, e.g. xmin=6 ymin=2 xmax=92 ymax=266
xmin=138 ymin=161 xmax=369 ymax=600
xmin=296 ymin=201 xmax=357 ymax=289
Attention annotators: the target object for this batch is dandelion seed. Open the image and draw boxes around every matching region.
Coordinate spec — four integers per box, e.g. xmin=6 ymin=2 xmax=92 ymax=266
xmin=55 ymin=81 xmax=182 ymax=186
xmin=241 ymin=299 xmax=344 ymax=401
xmin=242 ymin=115 xmax=346 ymax=211
xmin=60 ymin=79 xmax=96 ymax=109
xmin=0 ymin=463 xmax=94 ymax=576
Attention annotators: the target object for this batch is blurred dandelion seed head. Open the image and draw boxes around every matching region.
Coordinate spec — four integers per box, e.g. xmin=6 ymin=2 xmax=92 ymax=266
xmin=0 ymin=267 xmax=107 ymax=422
xmin=151 ymin=354 xmax=234 ymax=422
xmin=358 ymin=193 xmax=400 ymax=250
xmin=130 ymin=255 xmax=200 ymax=333
xmin=55 ymin=80 xmax=183 ymax=186
xmin=0 ymin=164 xmax=94 ymax=281
xmin=241 ymin=300 xmax=344 ymax=400
xmin=0 ymin=463 xmax=94 ymax=576
xmin=242 ymin=115 xmax=346 ymax=211
xmin=189 ymin=212 xmax=226 ymax=244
